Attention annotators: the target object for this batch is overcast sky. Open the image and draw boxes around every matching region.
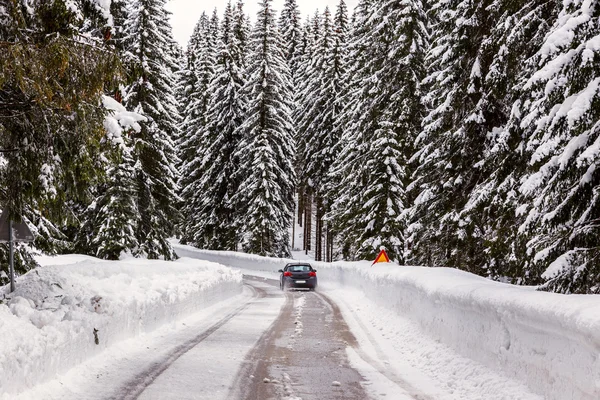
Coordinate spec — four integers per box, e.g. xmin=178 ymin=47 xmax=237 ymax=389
xmin=166 ymin=0 xmax=358 ymax=48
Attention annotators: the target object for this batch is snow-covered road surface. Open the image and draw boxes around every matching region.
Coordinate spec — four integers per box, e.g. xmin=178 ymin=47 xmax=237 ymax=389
xmin=131 ymin=277 xmax=284 ymax=400
xmin=232 ymin=277 xmax=374 ymax=400
xmin=17 ymin=275 xmax=387 ymax=400
xmin=13 ymin=277 xmax=282 ymax=400
xmin=12 ymin=267 xmax=547 ymax=400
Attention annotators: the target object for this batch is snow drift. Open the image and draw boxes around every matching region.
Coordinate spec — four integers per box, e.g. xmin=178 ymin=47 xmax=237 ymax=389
xmin=173 ymin=242 xmax=600 ymax=400
xmin=0 ymin=255 xmax=242 ymax=397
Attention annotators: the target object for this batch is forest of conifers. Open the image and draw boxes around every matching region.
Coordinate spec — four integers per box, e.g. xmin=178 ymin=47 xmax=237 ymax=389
xmin=0 ymin=0 xmax=599 ymax=294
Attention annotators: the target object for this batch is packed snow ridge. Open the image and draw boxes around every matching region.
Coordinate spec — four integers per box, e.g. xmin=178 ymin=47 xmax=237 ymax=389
xmin=0 ymin=255 xmax=242 ymax=398
xmin=174 ymin=242 xmax=600 ymax=400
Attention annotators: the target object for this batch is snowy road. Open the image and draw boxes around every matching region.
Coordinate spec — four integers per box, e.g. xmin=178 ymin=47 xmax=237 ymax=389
xmin=232 ymin=277 xmax=370 ymax=400
xmin=16 ymin=270 xmax=545 ymax=400
xmin=131 ymin=276 xmax=377 ymax=400
xmin=24 ymin=275 xmax=394 ymax=400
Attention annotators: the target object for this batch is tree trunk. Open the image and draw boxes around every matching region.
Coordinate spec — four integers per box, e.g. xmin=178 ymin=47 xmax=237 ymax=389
xmin=304 ymin=194 xmax=312 ymax=255
xmin=325 ymin=226 xmax=333 ymax=262
xmin=291 ymin=214 xmax=295 ymax=250
xmin=298 ymin=190 xmax=304 ymax=228
xmin=315 ymin=196 xmax=323 ymax=261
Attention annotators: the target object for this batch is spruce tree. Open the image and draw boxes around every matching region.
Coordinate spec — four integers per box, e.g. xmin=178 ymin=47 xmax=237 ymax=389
xmin=76 ymin=96 xmax=146 ymax=259
xmin=233 ymin=0 xmax=251 ymax=68
xmin=296 ymin=5 xmax=349 ymax=261
xmin=179 ymin=13 xmax=218 ymax=245
xmin=327 ymin=0 xmax=427 ymax=262
xmin=324 ymin=0 xmax=373 ymax=260
xmin=408 ymin=0 xmax=499 ymax=270
xmin=294 ymin=12 xmax=321 ymax=254
xmin=233 ymin=0 xmax=296 ymax=257
xmin=191 ymin=1 xmax=247 ymax=250
xmin=178 ymin=15 xmax=209 ymax=244
xmin=92 ymin=146 xmax=139 ymax=260
xmin=279 ymin=0 xmax=303 ymax=89
xmin=458 ymin=0 xmax=561 ymax=280
xmin=122 ymin=0 xmax=180 ymax=259
xmin=514 ymin=0 xmax=600 ymax=293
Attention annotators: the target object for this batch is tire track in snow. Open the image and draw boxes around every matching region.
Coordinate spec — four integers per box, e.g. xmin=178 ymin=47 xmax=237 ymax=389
xmin=227 ymin=284 xmax=294 ymax=400
xmin=232 ymin=286 xmax=370 ymax=400
xmin=111 ymin=282 xmax=264 ymax=400
xmin=314 ymin=290 xmax=433 ymax=400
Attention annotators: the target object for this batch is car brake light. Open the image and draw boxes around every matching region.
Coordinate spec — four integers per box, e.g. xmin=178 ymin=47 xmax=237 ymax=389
xmin=309 ymin=271 xmax=316 ymax=277
xmin=284 ymin=271 xmax=292 ymax=277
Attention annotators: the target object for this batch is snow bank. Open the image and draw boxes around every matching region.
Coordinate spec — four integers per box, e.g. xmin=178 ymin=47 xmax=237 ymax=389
xmin=0 ymin=255 xmax=242 ymax=397
xmin=173 ymin=242 xmax=600 ymax=400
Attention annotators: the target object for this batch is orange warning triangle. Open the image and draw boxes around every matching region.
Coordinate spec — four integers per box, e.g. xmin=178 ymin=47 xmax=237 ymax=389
xmin=372 ymin=249 xmax=390 ymax=265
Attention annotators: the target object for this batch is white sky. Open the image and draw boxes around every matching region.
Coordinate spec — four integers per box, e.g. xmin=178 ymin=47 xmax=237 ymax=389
xmin=166 ymin=0 xmax=358 ymax=48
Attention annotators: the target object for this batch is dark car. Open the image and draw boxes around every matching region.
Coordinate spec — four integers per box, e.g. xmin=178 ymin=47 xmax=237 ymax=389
xmin=279 ymin=263 xmax=318 ymax=291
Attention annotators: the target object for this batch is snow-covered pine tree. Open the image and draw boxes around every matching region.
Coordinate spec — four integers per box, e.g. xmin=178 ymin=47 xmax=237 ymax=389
xmin=176 ymin=19 xmax=204 ymax=167
xmin=325 ymin=0 xmax=373 ymax=260
xmin=408 ymin=0 xmax=500 ymax=271
xmin=513 ymin=0 xmax=600 ymax=293
xmin=189 ymin=1 xmax=247 ymax=250
xmin=177 ymin=17 xmax=207 ymax=241
xmin=294 ymin=11 xmax=321 ymax=254
xmin=178 ymin=13 xmax=218 ymax=245
xmin=76 ymin=95 xmax=147 ymax=259
xmin=279 ymin=0 xmax=303 ymax=90
xmin=296 ymin=5 xmax=349 ymax=261
xmin=233 ymin=0 xmax=296 ymax=257
xmin=233 ymin=0 xmax=251 ymax=68
xmin=458 ymin=0 xmax=561 ymax=280
xmin=320 ymin=0 xmax=349 ymax=262
xmin=326 ymin=0 xmax=427 ymax=262
xmin=295 ymin=9 xmax=330 ymax=259
xmin=122 ymin=0 xmax=180 ymax=259
xmin=209 ymin=8 xmax=221 ymax=54
xmin=92 ymin=146 xmax=139 ymax=260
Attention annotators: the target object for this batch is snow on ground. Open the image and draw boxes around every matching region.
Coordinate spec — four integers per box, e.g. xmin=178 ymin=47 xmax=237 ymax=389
xmin=0 ymin=255 xmax=242 ymax=398
xmin=172 ymin=241 xmax=600 ymax=400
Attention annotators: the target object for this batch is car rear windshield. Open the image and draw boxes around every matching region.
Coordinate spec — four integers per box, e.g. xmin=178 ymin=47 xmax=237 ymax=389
xmin=288 ymin=265 xmax=312 ymax=272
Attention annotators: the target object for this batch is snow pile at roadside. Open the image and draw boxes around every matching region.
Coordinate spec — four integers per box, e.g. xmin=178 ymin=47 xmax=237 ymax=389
xmin=0 ymin=255 xmax=242 ymax=397
xmin=172 ymin=241 xmax=600 ymax=400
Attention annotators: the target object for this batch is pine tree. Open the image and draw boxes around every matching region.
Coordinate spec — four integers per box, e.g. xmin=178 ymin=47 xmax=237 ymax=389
xmin=296 ymin=5 xmax=349 ymax=261
xmin=294 ymin=12 xmax=322 ymax=255
xmin=122 ymin=0 xmax=181 ymax=259
xmin=190 ymin=1 xmax=247 ymax=250
xmin=178 ymin=16 xmax=208 ymax=244
xmin=176 ymin=18 xmax=204 ymax=170
xmin=408 ymin=0 xmax=500 ymax=270
xmin=178 ymin=13 xmax=218 ymax=244
xmin=233 ymin=0 xmax=296 ymax=257
xmin=513 ymin=0 xmax=600 ymax=293
xmin=279 ymin=0 xmax=303 ymax=89
xmin=327 ymin=0 xmax=427 ymax=262
xmin=324 ymin=0 xmax=373 ymax=260
xmin=458 ymin=0 xmax=561 ymax=280
xmin=76 ymin=95 xmax=146 ymax=258
xmin=233 ymin=0 xmax=251 ymax=68
xmin=92 ymin=146 xmax=139 ymax=260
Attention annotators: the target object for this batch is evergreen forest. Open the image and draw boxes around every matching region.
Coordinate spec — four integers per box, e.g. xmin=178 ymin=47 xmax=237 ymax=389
xmin=1 ymin=0 xmax=599 ymax=294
